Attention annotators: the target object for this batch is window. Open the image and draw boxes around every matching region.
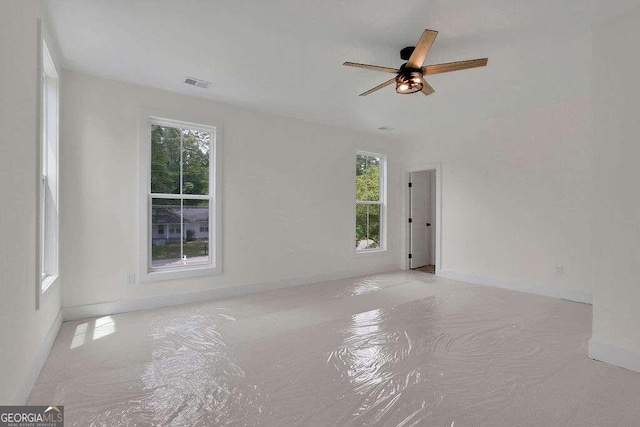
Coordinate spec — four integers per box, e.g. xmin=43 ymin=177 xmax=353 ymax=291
xmin=38 ymin=39 xmax=59 ymax=296
xmin=355 ymin=152 xmax=386 ymax=252
xmin=139 ymin=115 xmax=221 ymax=281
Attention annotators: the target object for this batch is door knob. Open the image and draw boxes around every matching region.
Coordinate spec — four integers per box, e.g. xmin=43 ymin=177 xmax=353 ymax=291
xmin=426 ymin=223 xmax=431 ymax=227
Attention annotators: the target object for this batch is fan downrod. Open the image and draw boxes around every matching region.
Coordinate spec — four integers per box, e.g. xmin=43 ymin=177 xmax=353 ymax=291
xmin=400 ymin=46 xmax=415 ymax=61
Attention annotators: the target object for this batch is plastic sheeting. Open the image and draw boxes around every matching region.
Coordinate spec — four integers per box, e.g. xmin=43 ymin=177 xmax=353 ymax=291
xmin=28 ymin=271 xmax=640 ymax=426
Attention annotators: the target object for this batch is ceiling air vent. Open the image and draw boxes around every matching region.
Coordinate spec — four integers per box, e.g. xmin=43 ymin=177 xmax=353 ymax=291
xmin=184 ymin=77 xmax=210 ymax=89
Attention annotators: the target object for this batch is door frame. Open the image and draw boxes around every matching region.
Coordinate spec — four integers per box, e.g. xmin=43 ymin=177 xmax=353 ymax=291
xmin=402 ymin=163 xmax=442 ymax=273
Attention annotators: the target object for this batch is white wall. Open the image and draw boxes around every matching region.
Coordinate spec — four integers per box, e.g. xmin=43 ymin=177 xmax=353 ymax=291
xmin=60 ymin=71 xmax=402 ymax=310
xmin=590 ymin=7 xmax=640 ymax=365
xmin=0 ymin=1 xmax=62 ymax=404
xmin=401 ymin=94 xmax=594 ymax=301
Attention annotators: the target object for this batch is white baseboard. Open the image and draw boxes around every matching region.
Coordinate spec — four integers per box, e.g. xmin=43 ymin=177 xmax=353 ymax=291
xmin=437 ymin=268 xmax=592 ymax=304
xmin=16 ymin=309 xmax=63 ymax=404
xmin=63 ymin=263 xmax=399 ymax=321
xmin=589 ymin=339 xmax=640 ymax=374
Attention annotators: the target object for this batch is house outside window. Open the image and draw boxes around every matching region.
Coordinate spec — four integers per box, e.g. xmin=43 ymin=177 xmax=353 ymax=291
xmin=138 ymin=114 xmax=221 ymax=281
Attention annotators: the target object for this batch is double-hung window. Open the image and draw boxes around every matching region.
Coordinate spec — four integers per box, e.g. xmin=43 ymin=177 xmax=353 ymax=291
xmin=139 ymin=116 xmax=220 ymax=281
xmin=355 ymin=152 xmax=386 ymax=252
xmin=38 ymin=39 xmax=59 ymax=299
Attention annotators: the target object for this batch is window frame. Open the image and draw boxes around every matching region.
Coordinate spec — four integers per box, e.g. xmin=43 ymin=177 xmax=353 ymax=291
xmin=36 ymin=34 xmax=60 ymax=308
xmin=138 ymin=111 xmax=222 ymax=282
xmin=354 ymin=150 xmax=387 ymax=254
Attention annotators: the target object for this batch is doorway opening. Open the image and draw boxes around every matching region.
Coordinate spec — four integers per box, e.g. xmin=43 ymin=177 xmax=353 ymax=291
xmin=408 ymin=169 xmax=438 ymax=274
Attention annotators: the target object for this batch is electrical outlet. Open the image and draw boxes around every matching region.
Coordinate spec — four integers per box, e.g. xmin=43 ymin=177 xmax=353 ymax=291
xmin=127 ymin=272 xmax=136 ymax=285
xmin=555 ymin=265 xmax=564 ymax=276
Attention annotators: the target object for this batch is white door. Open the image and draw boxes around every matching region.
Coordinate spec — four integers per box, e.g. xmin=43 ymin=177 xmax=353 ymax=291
xmin=410 ymin=171 xmax=431 ymax=268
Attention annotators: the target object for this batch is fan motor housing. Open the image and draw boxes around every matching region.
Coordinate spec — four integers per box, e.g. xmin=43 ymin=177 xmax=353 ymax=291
xmin=397 ymin=63 xmax=423 ymax=76
xmin=400 ymin=46 xmax=415 ymax=61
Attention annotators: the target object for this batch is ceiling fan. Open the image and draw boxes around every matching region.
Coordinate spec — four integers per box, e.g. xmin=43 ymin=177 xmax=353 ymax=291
xmin=344 ymin=29 xmax=488 ymax=97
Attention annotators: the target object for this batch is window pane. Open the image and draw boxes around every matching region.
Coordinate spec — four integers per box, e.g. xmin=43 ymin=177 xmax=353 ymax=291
xmin=151 ymin=198 xmax=182 ymax=268
xmin=355 ymin=204 xmax=368 ymax=250
xmin=151 ymin=125 xmax=181 ymax=194
xmin=355 ymin=203 xmax=381 ymax=251
xmin=183 ymin=199 xmax=210 ymax=266
xmin=40 ymin=41 xmax=60 ymax=285
xmin=182 ymin=129 xmax=210 ymax=195
xmin=367 ymin=204 xmax=381 ymax=250
xmin=356 ymin=154 xmax=380 ymax=202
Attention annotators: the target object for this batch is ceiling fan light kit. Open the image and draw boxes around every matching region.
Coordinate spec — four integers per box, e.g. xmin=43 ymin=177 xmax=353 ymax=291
xmin=344 ymin=29 xmax=488 ymax=97
xmin=395 ymin=66 xmax=423 ymax=94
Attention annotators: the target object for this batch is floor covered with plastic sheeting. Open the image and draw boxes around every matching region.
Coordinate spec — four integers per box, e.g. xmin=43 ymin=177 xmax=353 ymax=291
xmin=29 ymin=271 xmax=640 ymax=426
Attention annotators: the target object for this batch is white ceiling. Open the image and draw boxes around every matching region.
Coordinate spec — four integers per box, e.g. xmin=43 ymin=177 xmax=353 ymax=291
xmin=44 ymin=0 xmax=638 ymax=138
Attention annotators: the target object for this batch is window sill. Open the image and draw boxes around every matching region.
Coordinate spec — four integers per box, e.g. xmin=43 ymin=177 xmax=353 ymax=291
xmin=354 ymin=248 xmax=388 ymax=257
xmin=140 ymin=265 xmax=222 ymax=283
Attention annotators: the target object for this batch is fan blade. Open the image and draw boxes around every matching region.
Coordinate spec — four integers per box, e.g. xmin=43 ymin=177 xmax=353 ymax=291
xmin=406 ymin=30 xmax=438 ymax=68
xmin=343 ymin=62 xmax=399 ymax=74
xmin=420 ymin=79 xmax=435 ymax=96
xmin=359 ymin=78 xmax=395 ymax=96
xmin=422 ymin=58 xmax=488 ymax=75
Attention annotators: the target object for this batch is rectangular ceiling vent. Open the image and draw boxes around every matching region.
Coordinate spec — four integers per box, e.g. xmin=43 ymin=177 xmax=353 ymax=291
xmin=184 ymin=77 xmax=210 ymax=89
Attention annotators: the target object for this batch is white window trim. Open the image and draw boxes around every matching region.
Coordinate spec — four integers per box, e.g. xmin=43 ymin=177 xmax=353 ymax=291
xmin=36 ymin=25 xmax=60 ymax=309
xmin=354 ymin=150 xmax=387 ymax=255
xmin=137 ymin=110 xmax=222 ymax=282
